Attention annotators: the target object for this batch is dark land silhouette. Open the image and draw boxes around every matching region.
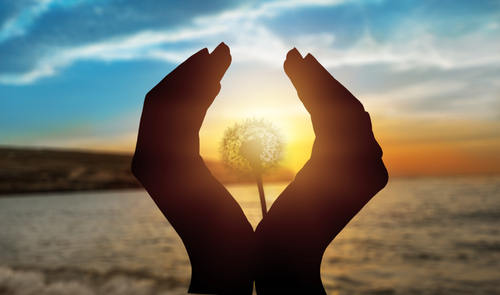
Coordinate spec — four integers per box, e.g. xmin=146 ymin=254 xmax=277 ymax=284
xmin=0 ymin=147 xmax=293 ymax=195
xmin=0 ymin=147 xmax=141 ymax=195
xmin=131 ymin=43 xmax=388 ymax=294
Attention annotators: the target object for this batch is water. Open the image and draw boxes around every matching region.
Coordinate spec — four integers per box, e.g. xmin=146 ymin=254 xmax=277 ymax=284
xmin=0 ymin=176 xmax=499 ymax=295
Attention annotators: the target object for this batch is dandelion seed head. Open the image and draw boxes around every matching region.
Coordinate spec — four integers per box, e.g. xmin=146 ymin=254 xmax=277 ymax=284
xmin=219 ymin=118 xmax=284 ymax=179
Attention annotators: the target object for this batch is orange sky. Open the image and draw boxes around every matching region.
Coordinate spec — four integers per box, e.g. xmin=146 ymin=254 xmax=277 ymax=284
xmin=61 ymin=70 xmax=500 ymax=178
xmin=374 ymin=119 xmax=500 ymax=177
xmin=199 ymin=119 xmax=500 ymax=178
xmin=194 ymin=69 xmax=500 ymax=178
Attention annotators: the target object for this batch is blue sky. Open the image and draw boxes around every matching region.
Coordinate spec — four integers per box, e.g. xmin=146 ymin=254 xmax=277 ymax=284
xmin=1 ymin=0 xmax=499 ymax=174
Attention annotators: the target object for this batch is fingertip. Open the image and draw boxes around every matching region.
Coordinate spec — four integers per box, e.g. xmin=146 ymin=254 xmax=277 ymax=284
xmin=211 ymin=42 xmax=231 ymax=66
xmin=156 ymin=47 xmax=209 ymax=87
xmin=304 ymin=53 xmax=330 ymax=77
xmin=304 ymin=53 xmax=319 ymax=64
xmin=182 ymin=47 xmax=209 ymax=65
xmin=196 ymin=47 xmax=210 ymax=56
xmin=211 ymin=42 xmax=230 ymax=61
xmin=209 ymin=42 xmax=231 ymax=82
xmin=284 ymin=48 xmax=303 ymax=75
xmin=303 ymin=52 xmax=363 ymax=109
xmin=180 ymin=47 xmax=209 ymax=67
xmin=286 ymin=47 xmax=303 ymax=61
xmin=211 ymin=42 xmax=229 ymax=55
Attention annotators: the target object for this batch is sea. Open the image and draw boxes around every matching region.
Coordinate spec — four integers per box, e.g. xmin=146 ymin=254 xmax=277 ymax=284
xmin=0 ymin=176 xmax=499 ymax=295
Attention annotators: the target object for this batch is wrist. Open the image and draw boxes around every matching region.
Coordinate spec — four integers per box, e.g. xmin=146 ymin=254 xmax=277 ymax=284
xmin=255 ymin=259 xmax=326 ymax=295
xmin=186 ymin=246 xmax=255 ymax=295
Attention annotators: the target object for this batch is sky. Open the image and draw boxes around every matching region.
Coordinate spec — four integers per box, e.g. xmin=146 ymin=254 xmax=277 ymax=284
xmin=1 ymin=0 xmax=499 ymax=176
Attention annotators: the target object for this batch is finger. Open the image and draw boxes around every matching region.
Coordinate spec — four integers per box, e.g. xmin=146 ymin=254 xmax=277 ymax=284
xmin=165 ymin=47 xmax=210 ymax=80
xmin=209 ymin=42 xmax=232 ymax=83
xmin=284 ymin=49 xmax=364 ymax=112
xmin=149 ymin=47 xmax=210 ymax=95
xmin=191 ymin=42 xmax=231 ymax=105
xmin=284 ymin=48 xmax=328 ymax=114
xmin=283 ymin=48 xmax=306 ymax=92
xmin=303 ymin=53 xmax=363 ymax=110
xmin=284 ymin=48 xmax=330 ymax=113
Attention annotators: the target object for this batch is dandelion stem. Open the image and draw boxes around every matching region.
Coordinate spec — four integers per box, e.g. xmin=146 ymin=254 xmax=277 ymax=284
xmin=255 ymin=173 xmax=266 ymax=217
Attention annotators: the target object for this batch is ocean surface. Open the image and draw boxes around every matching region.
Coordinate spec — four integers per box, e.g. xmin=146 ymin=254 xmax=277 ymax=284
xmin=0 ymin=176 xmax=499 ymax=295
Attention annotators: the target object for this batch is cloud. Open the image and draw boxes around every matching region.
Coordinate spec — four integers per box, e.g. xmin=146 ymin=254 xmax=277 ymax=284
xmin=0 ymin=0 xmax=253 ymax=77
xmin=0 ymin=0 xmax=292 ymax=84
xmin=353 ymin=63 xmax=500 ymax=121
xmin=316 ymin=30 xmax=500 ymax=70
xmin=0 ymin=27 xmax=225 ymax=84
xmin=0 ymin=0 xmax=499 ymax=85
xmin=0 ymin=0 xmax=63 ymax=43
xmin=0 ymin=0 xmax=98 ymax=44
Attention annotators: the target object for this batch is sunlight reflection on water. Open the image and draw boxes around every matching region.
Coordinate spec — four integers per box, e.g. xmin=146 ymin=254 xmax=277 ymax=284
xmin=0 ymin=176 xmax=499 ymax=294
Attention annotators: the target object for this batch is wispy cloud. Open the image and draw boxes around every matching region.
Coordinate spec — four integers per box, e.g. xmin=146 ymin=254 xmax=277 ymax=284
xmin=0 ymin=27 xmax=226 ymax=84
xmin=0 ymin=0 xmax=85 ymax=43
xmin=316 ymin=31 xmax=500 ymax=70
xmin=1 ymin=0 xmax=499 ymax=85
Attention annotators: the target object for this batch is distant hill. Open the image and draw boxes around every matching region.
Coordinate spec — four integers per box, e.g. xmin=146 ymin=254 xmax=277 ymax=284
xmin=0 ymin=147 xmax=294 ymax=195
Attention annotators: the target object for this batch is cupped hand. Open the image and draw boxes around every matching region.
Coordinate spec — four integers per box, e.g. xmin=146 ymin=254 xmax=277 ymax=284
xmin=132 ymin=43 xmax=254 ymax=295
xmin=254 ymin=48 xmax=388 ymax=294
xmin=131 ymin=44 xmax=388 ymax=295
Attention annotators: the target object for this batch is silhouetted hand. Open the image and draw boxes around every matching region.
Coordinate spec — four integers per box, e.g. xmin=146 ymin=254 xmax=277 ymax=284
xmin=132 ymin=44 xmax=388 ymax=295
xmin=131 ymin=43 xmax=254 ymax=295
xmin=254 ymin=48 xmax=388 ymax=294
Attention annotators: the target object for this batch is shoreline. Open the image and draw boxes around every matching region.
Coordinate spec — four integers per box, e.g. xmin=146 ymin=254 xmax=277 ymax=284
xmin=0 ymin=147 xmax=141 ymax=195
xmin=0 ymin=147 xmax=295 ymax=195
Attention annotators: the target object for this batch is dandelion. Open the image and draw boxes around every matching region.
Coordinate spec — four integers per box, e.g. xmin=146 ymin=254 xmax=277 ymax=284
xmin=219 ymin=118 xmax=284 ymax=217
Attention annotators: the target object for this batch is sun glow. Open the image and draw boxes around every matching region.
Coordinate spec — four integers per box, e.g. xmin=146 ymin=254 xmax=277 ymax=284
xmin=198 ymin=64 xmax=316 ymax=174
